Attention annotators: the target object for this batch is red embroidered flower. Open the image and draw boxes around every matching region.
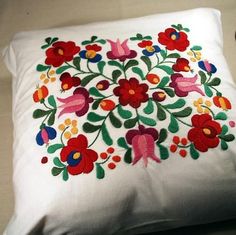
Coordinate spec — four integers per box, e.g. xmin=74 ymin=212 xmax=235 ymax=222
xmin=188 ymin=114 xmax=222 ymax=152
xmin=113 ymin=77 xmax=148 ymax=108
xmin=60 ymin=135 xmax=98 ymax=175
xmin=213 ymin=96 xmax=232 ymax=111
xmin=172 ymin=58 xmax=191 ymax=72
xmin=33 ymin=85 xmax=49 ymax=102
xmin=45 ymin=41 xmax=80 ymax=67
xmin=60 ymin=72 xmax=81 ymax=91
xmin=158 ymin=28 xmax=189 ymax=51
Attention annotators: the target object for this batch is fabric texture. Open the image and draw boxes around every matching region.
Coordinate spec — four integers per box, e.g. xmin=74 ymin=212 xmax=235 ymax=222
xmin=2 ymin=8 xmax=236 ymax=235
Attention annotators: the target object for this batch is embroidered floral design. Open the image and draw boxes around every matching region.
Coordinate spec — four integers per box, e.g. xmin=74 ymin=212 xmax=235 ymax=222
xmin=33 ymin=26 xmax=235 ymax=181
xmin=45 ymin=41 xmax=80 ymax=67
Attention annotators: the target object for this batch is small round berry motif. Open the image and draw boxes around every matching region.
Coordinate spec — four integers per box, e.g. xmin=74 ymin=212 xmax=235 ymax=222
xmin=41 ymin=156 xmax=48 ymax=164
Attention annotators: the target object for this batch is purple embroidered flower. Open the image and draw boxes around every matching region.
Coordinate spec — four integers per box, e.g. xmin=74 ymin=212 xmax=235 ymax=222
xmin=57 ymin=87 xmax=93 ymax=117
xmin=126 ymin=125 xmax=161 ymax=166
xmin=36 ymin=125 xmax=57 ymax=146
xmin=106 ymin=39 xmax=137 ymax=61
xmin=170 ymin=73 xmax=204 ymax=97
xmin=198 ymin=60 xmax=217 ymax=73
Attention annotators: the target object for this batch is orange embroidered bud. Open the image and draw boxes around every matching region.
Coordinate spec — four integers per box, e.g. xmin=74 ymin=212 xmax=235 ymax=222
xmin=213 ymin=96 xmax=231 ymax=111
xmin=33 ymin=85 xmax=49 ymax=102
xmin=100 ymin=99 xmax=116 ymax=111
xmin=146 ymin=73 xmax=160 ymax=84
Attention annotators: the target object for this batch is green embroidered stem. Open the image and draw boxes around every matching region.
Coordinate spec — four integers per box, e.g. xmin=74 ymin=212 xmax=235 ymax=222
xmin=177 ymin=143 xmax=191 ymax=149
xmin=42 ymin=100 xmax=54 ymax=110
xmin=96 ymin=155 xmax=112 ymax=165
xmin=135 ymin=108 xmax=141 ymax=126
xmin=60 ymin=126 xmax=70 ymax=146
xmin=206 ymin=73 xmax=212 ymax=84
xmin=46 ymin=66 xmax=51 ymax=78
xmin=122 ymin=61 xmax=127 ymax=79
xmin=201 ymin=105 xmax=215 ymax=118
xmin=161 ymin=104 xmax=192 ymax=127
xmin=88 ymin=105 xmax=119 ymax=148
xmin=65 ymin=61 xmax=78 ymax=70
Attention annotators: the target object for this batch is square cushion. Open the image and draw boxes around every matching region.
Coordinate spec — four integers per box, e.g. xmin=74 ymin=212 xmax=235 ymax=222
xmin=2 ymin=8 xmax=236 ymax=235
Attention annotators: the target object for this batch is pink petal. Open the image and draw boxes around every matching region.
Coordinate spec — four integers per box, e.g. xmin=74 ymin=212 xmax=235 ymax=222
xmin=41 ymin=128 xmax=49 ymax=144
xmin=121 ymin=39 xmax=130 ymax=56
xmin=203 ymin=60 xmax=211 ymax=73
xmin=175 ymin=74 xmax=198 ymax=83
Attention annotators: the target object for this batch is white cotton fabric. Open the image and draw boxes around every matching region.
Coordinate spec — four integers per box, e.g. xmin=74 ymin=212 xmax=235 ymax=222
xmin=2 ymin=8 xmax=236 ymax=235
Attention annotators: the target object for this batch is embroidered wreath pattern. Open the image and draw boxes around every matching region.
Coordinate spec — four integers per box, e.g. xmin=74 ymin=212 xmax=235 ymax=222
xmin=33 ymin=24 xmax=235 ymax=181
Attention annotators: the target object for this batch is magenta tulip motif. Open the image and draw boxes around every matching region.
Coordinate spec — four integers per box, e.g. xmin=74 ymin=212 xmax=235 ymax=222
xmin=107 ymin=39 xmax=137 ymax=61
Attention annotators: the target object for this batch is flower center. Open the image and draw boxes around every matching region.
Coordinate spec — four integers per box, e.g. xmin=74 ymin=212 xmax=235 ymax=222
xmin=146 ymin=46 xmax=155 ymax=52
xmin=203 ymin=128 xmax=211 ymax=135
xmin=129 ymin=89 xmax=135 ymax=95
xmin=86 ymin=50 xmax=96 ymax=59
xmin=96 ymin=84 xmax=103 ymax=90
xmin=184 ymin=66 xmax=190 ymax=71
xmin=62 ymin=84 xmax=69 ymax=90
xmin=73 ymin=152 xmax=81 ymax=160
xmin=170 ymin=32 xmax=179 ymax=41
xmin=58 ymin=48 xmax=64 ymax=55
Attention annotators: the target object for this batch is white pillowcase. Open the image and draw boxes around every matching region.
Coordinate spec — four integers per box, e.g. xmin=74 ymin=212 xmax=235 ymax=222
xmin=2 ymin=8 xmax=236 ymax=235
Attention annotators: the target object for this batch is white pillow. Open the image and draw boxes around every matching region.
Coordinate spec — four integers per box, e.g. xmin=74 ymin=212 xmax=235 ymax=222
xmin=2 ymin=8 xmax=236 ymax=235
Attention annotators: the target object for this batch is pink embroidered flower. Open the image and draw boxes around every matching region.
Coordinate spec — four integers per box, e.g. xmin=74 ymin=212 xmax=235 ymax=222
xmin=57 ymin=87 xmax=93 ymax=117
xmin=126 ymin=125 xmax=161 ymax=166
xmin=106 ymin=39 xmax=137 ymax=61
xmin=169 ymin=73 xmax=204 ymax=97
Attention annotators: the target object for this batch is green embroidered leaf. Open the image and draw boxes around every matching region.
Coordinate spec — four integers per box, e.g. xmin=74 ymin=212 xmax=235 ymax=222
xmin=112 ymin=69 xmax=122 ymax=83
xmin=53 ymin=156 xmax=65 ymax=167
xmin=96 ymin=39 xmax=106 ymax=45
xmin=117 ymin=137 xmax=129 ymax=149
xmin=157 ymin=144 xmax=169 ymax=160
xmin=47 ymin=110 xmax=56 ymax=126
xmin=81 ymin=40 xmax=91 ymax=45
xmin=48 ymin=144 xmax=64 ymax=154
xmin=199 ymin=71 xmax=207 ymax=84
xmin=63 ymin=168 xmax=69 ymax=181
xmin=96 ymin=163 xmax=105 ymax=179
xmin=156 ymin=128 xmax=168 ymax=144
xmin=172 ymin=107 xmax=192 ymax=118
xmin=207 ymin=77 xmax=221 ymax=86
xmin=139 ymin=115 xmax=156 ymax=126
xmin=132 ymin=67 xmax=145 ymax=80
xmin=92 ymin=99 xmax=102 ymax=110
xmin=101 ymin=125 xmax=113 ymax=146
xmin=108 ymin=61 xmax=123 ymax=70
xmin=109 ymin=111 xmax=122 ymax=128
xmin=36 ymin=64 xmax=51 ymax=72
xmin=50 ymin=37 xmax=59 ymax=44
xmin=168 ymin=115 xmax=179 ymax=133
xmin=143 ymin=35 xmax=152 ymax=40
xmin=87 ymin=112 xmax=105 ymax=122
xmin=160 ymin=50 xmax=167 ymax=59
xmin=124 ymin=117 xmax=138 ymax=129
xmin=124 ymin=148 xmax=132 ymax=164
xmin=48 ymin=95 xmax=57 ymax=108
xmin=215 ymin=112 xmax=227 ymax=120
xmin=221 ymin=140 xmax=228 ymax=150
xmin=157 ymin=76 xmax=170 ymax=88
xmin=219 ymin=134 xmax=235 ymax=142
xmin=156 ymin=104 xmax=166 ymax=121
xmin=221 ymin=125 xmax=228 ymax=135
xmin=56 ymin=65 xmax=71 ymax=74
xmin=141 ymin=56 xmax=151 ymax=71
xmin=191 ymin=45 xmax=202 ymax=51
xmin=117 ymin=105 xmax=132 ymax=119
xmin=83 ymin=122 xmax=101 ymax=133
xmin=41 ymin=44 xmax=50 ymax=49
xmin=46 ymin=37 xmax=52 ymax=44
xmin=163 ymin=99 xmax=185 ymax=109
xmin=204 ymin=84 xmax=213 ymax=97
xmin=162 ymin=87 xmax=175 ymax=97
xmin=51 ymin=167 xmax=64 ymax=176
xmin=81 ymin=74 xmax=100 ymax=87
xmin=190 ymin=144 xmax=199 ymax=159
xmin=91 ymin=36 xmax=98 ymax=42
xmin=124 ymin=60 xmax=139 ymax=71
xmin=156 ymin=65 xmax=173 ymax=75
xmin=143 ymin=99 xmax=154 ymax=114
xmin=89 ymin=87 xmax=105 ymax=98
xmin=73 ymin=57 xmax=81 ymax=70
xmin=97 ymin=61 xmax=106 ymax=73
xmin=33 ymin=109 xmax=50 ymax=118
xmin=167 ymin=53 xmax=180 ymax=58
